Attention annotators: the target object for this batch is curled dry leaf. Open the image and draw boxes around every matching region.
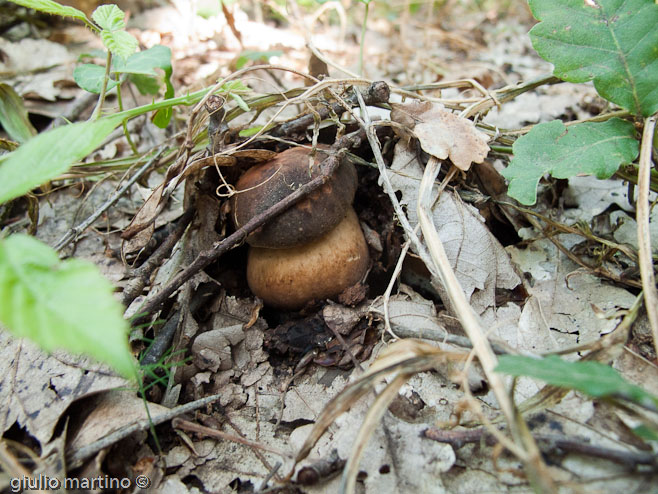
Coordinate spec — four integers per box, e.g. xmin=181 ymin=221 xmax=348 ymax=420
xmin=390 ymin=100 xmax=490 ymax=170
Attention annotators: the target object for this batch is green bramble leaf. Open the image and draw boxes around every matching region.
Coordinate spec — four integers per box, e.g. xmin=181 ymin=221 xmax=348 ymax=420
xmin=113 ymin=45 xmax=171 ymax=76
xmin=0 ymin=83 xmax=36 ymax=143
xmin=91 ymin=4 xmax=125 ymax=31
xmin=0 ymin=234 xmax=135 ymax=379
xmin=0 ymin=115 xmax=123 ymax=204
xmin=9 ymin=0 xmax=88 ymax=23
xmin=129 ymin=74 xmax=160 ymax=95
xmin=501 ymin=118 xmax=638 ymax=205
xmin=101 ymin=29 xmax=138 ymax=61
xmin=111 ymin=45 xmax=175 ymax=127
xmin=73 ymin=64 xmax=119 ymax=94
xmin=113 ymin=45 xmax=174 ymax=102
xmin=528 ymin=0 xmax=658 ymax=116
xmin=496 ymin=355 xmax=658 ymax=410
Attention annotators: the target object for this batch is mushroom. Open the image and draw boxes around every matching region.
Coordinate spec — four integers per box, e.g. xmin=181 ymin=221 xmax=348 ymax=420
xmin=231 ymin=146 xmax=369 ymax=309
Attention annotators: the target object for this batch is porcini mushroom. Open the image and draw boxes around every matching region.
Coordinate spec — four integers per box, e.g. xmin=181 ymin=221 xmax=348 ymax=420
xmin=231 ymin=146 xmax=369 ymax=309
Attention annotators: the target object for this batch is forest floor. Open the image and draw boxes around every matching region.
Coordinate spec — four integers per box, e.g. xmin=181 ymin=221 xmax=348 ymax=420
xmin=1 ymin=1 xmax=657 ymax=493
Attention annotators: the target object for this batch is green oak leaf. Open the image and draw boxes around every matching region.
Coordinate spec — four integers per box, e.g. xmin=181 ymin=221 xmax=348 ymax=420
xmin=529 ymin=0 xmax=658 ymax=116
xmin=501 ymin=118 xmax=638 ymax=205
xmin=0 ymin=234 xmax=135 ymax=379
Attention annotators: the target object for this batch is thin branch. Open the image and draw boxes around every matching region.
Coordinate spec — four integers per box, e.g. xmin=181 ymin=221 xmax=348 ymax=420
xmin=424 ymin=426 xmax=658 ymax=471
xmin=66 ymin=393 xmax=222 ymax=469
xmin=121 ymin=208 xmax=195 ymax=308
xmin=172 ymin=419 xmax=291 ymax=459
xmin=54 ymin=148 xmax=166 ymax=252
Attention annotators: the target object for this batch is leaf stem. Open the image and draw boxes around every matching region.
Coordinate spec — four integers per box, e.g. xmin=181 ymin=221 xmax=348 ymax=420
xmin=91 ymin=51 xmax=113 ymax=121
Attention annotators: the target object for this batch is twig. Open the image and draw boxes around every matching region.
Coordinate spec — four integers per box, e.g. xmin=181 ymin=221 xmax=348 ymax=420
xmin=66 ymin=393 xmax=222 ymax=469
xmin=325 ymin=324 xmax=363 ymax=372
xmin=352 ymin=90 xmax=442 ymax=283
xmin=139 ymin=312 xmax=180 ymax=366
xmin=381 ymin=236 xmax=411 ymax=340
xmin=517 ymin=207 xmax=643 ymax=289
xmin=257 ymin=461 xmax=282 ymax=493
xmin=423 ymin=426 xmax=658 ymax=471
xmin=54 ymin=148 xmax=166 ymax=252
xmin=268 ymin=80 xmax=389 ymax=138
xmin=636 ymin=115 xmax=658 ymax=358
xmin=172 ymin=419 xmax=290 ymax=459
xmin=121 ymin=208 xmax=195 ymax=308
xmin=381 ymin=322 xmax=512 ymax=355
xmin=132 ymin=129 xmax=371 ymax=321
xmin=306 ymin=41 xmax=357 ymax=78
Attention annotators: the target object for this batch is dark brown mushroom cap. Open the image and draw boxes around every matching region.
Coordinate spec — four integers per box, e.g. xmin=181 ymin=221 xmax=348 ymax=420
xmin=231 ymin=146 xmax=358 ymax=248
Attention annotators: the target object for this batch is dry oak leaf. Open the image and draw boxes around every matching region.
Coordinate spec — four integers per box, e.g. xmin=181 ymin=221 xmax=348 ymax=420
xmin=390 ymin=100 xmax=490 ymax=170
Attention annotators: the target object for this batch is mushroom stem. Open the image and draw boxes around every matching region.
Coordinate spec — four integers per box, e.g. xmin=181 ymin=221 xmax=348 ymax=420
xmin=247 ymin=208 xmax=369 ymax=309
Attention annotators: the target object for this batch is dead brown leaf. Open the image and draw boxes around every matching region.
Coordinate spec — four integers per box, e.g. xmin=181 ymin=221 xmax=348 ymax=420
xmin=0 ymin=331 xmax=127 ymax=446
xmin=390 ymin=101 xmax=490 ymax=170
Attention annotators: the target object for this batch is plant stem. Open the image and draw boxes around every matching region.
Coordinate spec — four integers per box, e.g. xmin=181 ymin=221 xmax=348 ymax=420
xmin=113 ymin=88 xmax=211 ymax=121
xmin=636 ymin=115 xmax=658 ymax=359
xmin=91 ymin=51 xmax=113 ymax=121
xmin=490 ymin=144 xmax=513 ymax=154
xmin=115 ymin=78 xmax=138 ymax=154
xmin=359 ymin=2 xmax=370 ymax=76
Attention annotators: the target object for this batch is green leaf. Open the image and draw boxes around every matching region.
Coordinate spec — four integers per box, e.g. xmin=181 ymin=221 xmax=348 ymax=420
xmin=73 ymin=63 xmax=119 ymax=94
xmin=239 ymin=125 xmax=264 ymax=137
xmin=101 ymin=29 xmax=138 ymax=61
xmin=0 ymin=83 xmax=36 ymax=143
xmin=221 ymin=80 xmax=250 ymax=93
xmin=129 ymin=74 xmax=160 ymax=95
xmin=0 ymin=115 xmax=123 ymax=204
xmin=113 ymin=45 xmax=174 ymax=99
xmin=234 ymin=50 xmax=283 ymax=70
xmin=633 ymin=425 xmax=658 ymax=441
xmin=0 ymin=234 xmax=135 ymax=378
xmin=115 ymin=46 xmax=176 ymax=128
xmin=501 ymin=118 xmax=639 ymax=205
xmin=8 ymin=0 xmax=88 ymax=23
xmin=113 ymin=45 xmax=172 ymax=76
xmin=528 ymin=0 xmax=658 ymax=116
xmin=229 ymin=92 xmax=250 ymax=112
xmin=496 ymin=355 xmax=658 ymax=410
xmin=91 ymin=4 xmax=125 ymax=31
